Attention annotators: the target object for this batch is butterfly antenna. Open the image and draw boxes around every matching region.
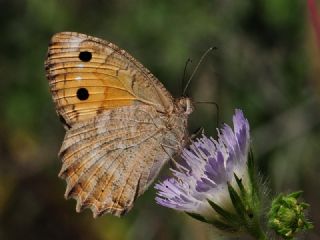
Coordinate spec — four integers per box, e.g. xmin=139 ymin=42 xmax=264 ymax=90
xmin=182 ymin=47 xmax=217 ymax=96
xmin=194 ymin=101 xmax=220 ymax=127
xmin=181 ymin=58 xmax=192 ymax=96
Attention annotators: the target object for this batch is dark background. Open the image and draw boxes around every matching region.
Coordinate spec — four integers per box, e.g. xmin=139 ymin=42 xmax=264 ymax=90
xmin=0 ymin=0 xmax=319 ymax=239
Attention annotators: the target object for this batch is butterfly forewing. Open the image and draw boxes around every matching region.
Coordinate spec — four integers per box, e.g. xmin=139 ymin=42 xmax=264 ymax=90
xmin=45 ymin=32 xmax=174 ymax=126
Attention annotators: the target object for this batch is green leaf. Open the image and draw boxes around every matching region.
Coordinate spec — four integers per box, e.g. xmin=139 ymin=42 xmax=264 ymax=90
xmin=247 ymin=148 xmax=260 ymax=203
xmin=300 ymin=203 xmax=310 ymax=209
xmin=228 ymin=183 xmax=246 ymax=219
xmin=287 ymin=191 xmax=302 ymax=199
xmin=247 ymin=148 xmax=255 ymax=185
xmin=210 ymin=219 xmax=239 ymax=233
xmin=234 ymin=173 xmax=246 ymax=197
xmin=207 ymin=199 xmax=241 ymax=225
xmin=185 ymin=212 xmax=211 ymax=224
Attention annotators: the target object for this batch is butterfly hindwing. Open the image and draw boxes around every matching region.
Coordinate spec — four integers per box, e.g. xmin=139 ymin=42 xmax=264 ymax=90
xmin=58 ymin=105 xmax=183 ymax=217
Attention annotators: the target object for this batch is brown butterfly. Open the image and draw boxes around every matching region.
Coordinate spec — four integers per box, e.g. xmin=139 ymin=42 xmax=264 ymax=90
xmin=45 ymin=32 xmax=193 ymax=217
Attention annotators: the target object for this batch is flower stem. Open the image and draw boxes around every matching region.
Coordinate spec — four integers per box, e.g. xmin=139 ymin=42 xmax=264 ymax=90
xmin=251 ymin=227 xmax=268 ymax=240
xmin=247 ymin=217 xmax=268 ymax=240
xmin=250 ymin=228 xmax=268 ymax=240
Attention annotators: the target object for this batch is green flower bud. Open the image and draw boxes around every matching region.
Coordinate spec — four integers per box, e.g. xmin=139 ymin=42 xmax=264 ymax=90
xmin=268 ymin=191 xmax=313 ymax=239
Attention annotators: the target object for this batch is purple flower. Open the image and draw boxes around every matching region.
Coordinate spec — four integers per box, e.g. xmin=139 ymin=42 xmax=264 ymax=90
xmin=155 ymin=109 xmax=250 ymax=220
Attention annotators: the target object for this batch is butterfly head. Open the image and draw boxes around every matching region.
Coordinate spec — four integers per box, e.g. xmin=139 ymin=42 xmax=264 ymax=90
xmin=175 ymin=97 xmax=193 ymax=115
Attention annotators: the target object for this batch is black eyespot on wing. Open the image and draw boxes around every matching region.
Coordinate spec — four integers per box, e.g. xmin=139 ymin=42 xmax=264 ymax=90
xmin=79 ymin=51 xmax=92 ymax=62
xmin=77 ymin=88 xmax=89 ymax=101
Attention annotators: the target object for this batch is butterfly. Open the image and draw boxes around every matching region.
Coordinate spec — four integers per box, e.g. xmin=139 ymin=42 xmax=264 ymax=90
xmin=45 ymin=32 xmax=193 ymax=217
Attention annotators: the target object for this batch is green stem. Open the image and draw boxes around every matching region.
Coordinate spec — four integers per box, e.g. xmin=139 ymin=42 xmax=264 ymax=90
xmin=247 ymin=218 xmax=268 ymax=240
xmin=252 ymin=228 xmax=268 ymax=240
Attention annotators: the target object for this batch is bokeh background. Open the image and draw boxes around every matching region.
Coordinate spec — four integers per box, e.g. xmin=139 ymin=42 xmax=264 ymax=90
xmin=0 ymin=0 xmax=319 ymax=239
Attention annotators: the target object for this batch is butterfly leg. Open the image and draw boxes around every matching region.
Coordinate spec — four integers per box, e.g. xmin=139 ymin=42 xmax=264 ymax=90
xmin=160 ymin=143 xmax=189 ymax=173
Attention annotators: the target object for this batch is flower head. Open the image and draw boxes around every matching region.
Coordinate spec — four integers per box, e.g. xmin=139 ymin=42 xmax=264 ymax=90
xmin=268 ymin=191 xmax=313 ymax=239
xmin=155 ymin=109 xmax=252 ymax=222
xmin=155 ymin=109 xmax=314 ymax=239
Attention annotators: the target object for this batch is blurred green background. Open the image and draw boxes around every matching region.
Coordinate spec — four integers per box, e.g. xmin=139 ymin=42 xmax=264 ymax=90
xmin=0 ymin=0 xmax=319 ymax=239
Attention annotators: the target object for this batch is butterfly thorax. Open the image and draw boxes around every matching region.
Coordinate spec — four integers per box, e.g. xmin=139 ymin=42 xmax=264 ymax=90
xmin=159 ymin=97 xmax=193 ymax=150
xmin=174 ymin=97 xmax=194 ymax=116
